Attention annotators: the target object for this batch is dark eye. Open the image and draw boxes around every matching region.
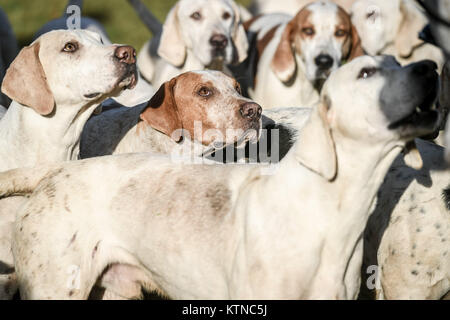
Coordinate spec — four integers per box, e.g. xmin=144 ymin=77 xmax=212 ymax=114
xmin=62 ymin=42 xmax=78 ymax=52
xmin=302 ymin=27 xmax=314 ymax=36
xmin=198 ymin=86 xmax=212 ymax=97
xmin=358 ymin=67 xmax=378 ymax=79
xmin=366 ymin=10 xmax=376 ymax=19
xmin=235 ymin=84 xmax=242 ymax=94
xmin=191 ymin=11 xmax=202 ymax=20
xmin=222 ymin=12 xmax=231 ymax=20
xmin=335 ymin=29 xmax=347 ymax=37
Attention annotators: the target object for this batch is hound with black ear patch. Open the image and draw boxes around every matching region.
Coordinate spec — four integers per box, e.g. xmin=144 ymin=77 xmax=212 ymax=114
xmin=80 ymin=71 xmax=262 ymax=159
xmin=244 ymin=0 xmax=363 ymax=109
xmin=0 ymin=56 xmax=440 ymax=300
xmin=351 ymin=0 xmax=444 ymax=68
xmin=0 ymin=29 xmax=137 ymax=300
xmin=137 ymin=0 xmax=249 ymax=88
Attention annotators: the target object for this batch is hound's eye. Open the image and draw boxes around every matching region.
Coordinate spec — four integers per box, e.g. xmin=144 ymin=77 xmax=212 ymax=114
xmin=191 ymin=12 xmax=202 ymax=20
xmin=198 ymin=87 xmax=212 ymax=97
xmin=62 ymin=42 xmax=78 ymax=52
xmin=366 ymin=10 xmax=376 ymax=19
xmin=302 ymin=27 xmax=314 ymax=36
xmin=358 ymin=67 xmax=378 ymax=79
xmin=335 ymin=29 xmax=347 ymax=37
xmin=235 ymin=84 xmax=242 ymax=94
xmin=222 ymin=12 xmax=231 ymax=20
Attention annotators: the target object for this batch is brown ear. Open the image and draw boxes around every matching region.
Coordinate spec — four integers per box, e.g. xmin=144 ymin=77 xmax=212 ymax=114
xmin=1 ymin=42 xmax=54 ymax=115
xmin=271 ymin=21 xmax=297 ymax=83
xmin=395 ymin=0 xmax=427 ymax=58
xmin=347 ymin=24 xmax=364 ymax=61
xmin=140 ymin=78 xmax=182 ymax=142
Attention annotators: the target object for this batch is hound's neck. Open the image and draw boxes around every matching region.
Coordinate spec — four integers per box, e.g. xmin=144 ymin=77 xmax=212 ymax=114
xmin=1 ymin=101 xmax=99 ymax=169
xmin=258 ymin=133 xmax=403 ymax=297
xmin=118 ymin=119 xmax=212 ymax=159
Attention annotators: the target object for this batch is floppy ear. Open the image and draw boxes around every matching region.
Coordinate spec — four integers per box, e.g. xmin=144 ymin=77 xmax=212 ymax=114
xmin=395 ymin=0 xmax=427 ymax=58
xmin=1 ymin=42 xmax=54 ymax=115
xmin=271 ymin=21 xmax=297 ymax=83
xmin=295 ymin=97 xmax=337 ymax=180
xmin=229 ymin=1 xmax=249 ymax=64
xmin=140 ymin=78 xmax=183 ymax=142
xmin=347 ymin=24 xmax=364 ymax=61
xmin=157 ymin=3 xmax=186 ymax=67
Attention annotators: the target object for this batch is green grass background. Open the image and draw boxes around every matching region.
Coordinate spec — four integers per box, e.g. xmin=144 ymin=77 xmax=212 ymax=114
xmin=2 ymin=0 xmax=251 ymax=51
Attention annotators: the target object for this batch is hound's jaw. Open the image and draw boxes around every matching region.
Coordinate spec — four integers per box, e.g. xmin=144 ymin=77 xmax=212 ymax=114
xmin=207 ymin=56 xmax=225 ymax=71
xmin=389 ymin=91 xmax=439 ymax=130
xmin=119 ymin=72 xmax=137 ymax=90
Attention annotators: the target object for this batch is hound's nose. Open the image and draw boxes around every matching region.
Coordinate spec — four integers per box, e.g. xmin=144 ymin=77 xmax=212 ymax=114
xmin=411 ymin=60 xmax=438 ymax=77
xmin=210 ymin=34 xmax=228 ymax=50
xmin=114 ymin=45 xmax=136 ymax=64
xmin=240 ymin=102 xmax=262 ymax=120
xmin=315 ymin=54 xmax=334 ymax=70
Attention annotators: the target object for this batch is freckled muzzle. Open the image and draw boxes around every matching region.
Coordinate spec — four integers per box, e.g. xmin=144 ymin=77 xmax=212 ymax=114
xmin=237 ymin=101 xmax=262 ymax=145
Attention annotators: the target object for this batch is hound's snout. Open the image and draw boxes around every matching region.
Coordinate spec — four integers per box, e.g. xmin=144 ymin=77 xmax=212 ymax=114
xmin=411 ymin=60 xmax=438 ymax=78
xmin=315 ymin=54 xmax=334 ymax=70
xmin=210 ymin=34 xmax=228 ymax=50
xmin=240 ymin=102 xmax=262 ymax=120
xmin=114 ymin=46 xmax=136 ymax=64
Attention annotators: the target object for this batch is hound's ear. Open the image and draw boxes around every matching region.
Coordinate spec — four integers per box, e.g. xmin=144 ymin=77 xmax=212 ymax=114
xmin=348 ymin=24 xmax=364 ymax=61
xmin=140 ymin=77 xmax=182 ymax=142
xmin=395 ymin=0 xmax=427 ymax=58
xmin=1 ymin=42 xmax=54 ymax=115
xmin=295 ymin=97 xmax=337 ymax=180
xmin=271 ymin=21 xmax=296 ymax=83
xmin=230 ymin=1 xmax=249 ymax=64
xmin=157 ymin=3 xmax=186 ymax=67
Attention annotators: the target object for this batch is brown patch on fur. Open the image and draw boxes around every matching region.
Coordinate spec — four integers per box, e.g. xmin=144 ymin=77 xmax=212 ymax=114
xmin=140 ymin=77 xmax=182 ymax=142
xmin=1 ymin=42 xmax=55 ymax=115
xmin=271 ymin=8 xmax=312 ymax=82
xmin=336 ymin=6 xmax=363 ymax=61
xmin=243 ymin=15 xmax=262 ymax=31
xmin=204 ymin=183 xmax=231 ymax=215
xmin=253 ymin=26 xmax=279 ymax=86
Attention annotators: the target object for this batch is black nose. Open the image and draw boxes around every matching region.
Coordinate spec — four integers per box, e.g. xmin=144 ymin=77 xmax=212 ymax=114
xmin=209 ymin=34 xmax=228 ymax=50
xmin=411 ymin=60 xmax=438 ymax=78
xmin=240 ymin=102 xmax=262 ymax=120
xmin=114 ymin=45 xmax=136 ymax=64
xmin=314 ymin=54 xmax=334 ymax=70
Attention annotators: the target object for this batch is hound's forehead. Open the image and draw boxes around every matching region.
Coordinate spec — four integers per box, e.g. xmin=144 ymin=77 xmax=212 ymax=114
xmin=306 ymin=1 xmax=340 ymax=29
xmin=179 ymin=0 xmax=232 ymax=12
xmin=308 ymin=1 xmax=338 ymax=18
xmin=186 ymin=70 xmax=235 ymax=86
xmin=38 ymin=29 xmax=103 ymax=45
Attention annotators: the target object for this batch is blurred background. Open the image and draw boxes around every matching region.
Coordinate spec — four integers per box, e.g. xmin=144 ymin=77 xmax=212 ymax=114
xmin=2 ymin=0 xmax=251 ymax=50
